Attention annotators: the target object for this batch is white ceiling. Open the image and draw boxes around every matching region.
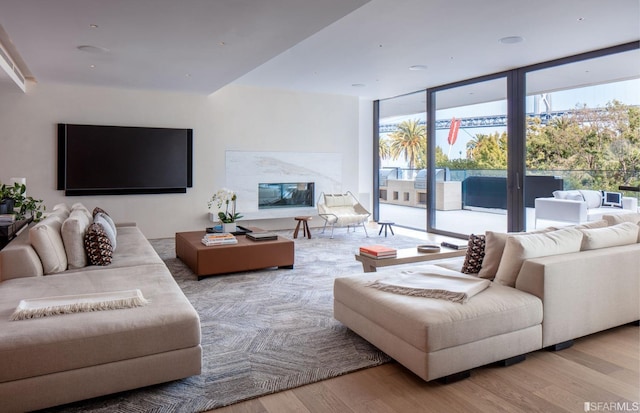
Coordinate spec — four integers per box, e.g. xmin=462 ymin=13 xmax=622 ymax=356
xmin=0 ymin=0 xmax=638 ymax=101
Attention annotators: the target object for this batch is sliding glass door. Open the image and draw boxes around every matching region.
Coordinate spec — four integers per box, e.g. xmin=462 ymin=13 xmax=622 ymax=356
xmin=430 ymin=77 xmax=509 ymax=235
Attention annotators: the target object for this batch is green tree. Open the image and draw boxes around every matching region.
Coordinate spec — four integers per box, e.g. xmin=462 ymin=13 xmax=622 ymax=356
xmin=466 ymin=132 xmax=507 ymax=169
xmin=388 ymin=119 xmax=426 ymax=170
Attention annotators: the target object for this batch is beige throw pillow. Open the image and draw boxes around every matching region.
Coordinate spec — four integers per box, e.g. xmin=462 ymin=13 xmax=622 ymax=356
xmin=580 ymin=222 xmax=639 ymax=250
xmin=493 ymin=228 xmax=584 ymax=287
xmin=61 ymin=209 xmax=91 ymax=268
xmin=29 ymin=215 xmax=68 ymax=274
xmin=477 ymin=227 xmax=555 ymax=279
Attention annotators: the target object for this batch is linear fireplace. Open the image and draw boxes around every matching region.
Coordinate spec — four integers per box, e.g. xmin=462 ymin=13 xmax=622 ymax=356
xmin=258 ymin=182 xmax=314 ymax=209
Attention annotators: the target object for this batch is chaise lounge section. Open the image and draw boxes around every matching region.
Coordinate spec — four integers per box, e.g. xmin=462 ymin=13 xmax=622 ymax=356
xmin=0 ymin=203 xmax=202 ymax=412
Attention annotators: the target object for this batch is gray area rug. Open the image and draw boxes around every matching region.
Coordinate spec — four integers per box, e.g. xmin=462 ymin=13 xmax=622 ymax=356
xmin=47 ymin=228 xmax=428 ymax=412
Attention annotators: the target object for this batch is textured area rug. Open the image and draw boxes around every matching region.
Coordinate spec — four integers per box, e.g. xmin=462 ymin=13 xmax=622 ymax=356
xmin=47 ymin=228 xmax=429 ymax=412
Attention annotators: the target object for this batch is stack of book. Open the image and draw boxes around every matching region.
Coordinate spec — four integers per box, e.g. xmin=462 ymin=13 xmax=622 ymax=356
xmin=201 ymin=232 xmax=238 ymax=246
xmin=359 ymin=245 xmax=397 ymax=259
xmin=0 ymin=214 xmax=16 ymax=224
xmin=441 ymin=240 xmax=468 ymax=250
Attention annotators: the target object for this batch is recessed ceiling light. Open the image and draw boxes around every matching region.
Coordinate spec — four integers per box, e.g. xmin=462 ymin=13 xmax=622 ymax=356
xmin=89 ymin=24 xmax=98 ymax=29
xmin=498 ymin=36 xmax=524 ymax=44
xmin=352 ymin=83 xmax=366 ymax=88
xmin=89 ymin=64 xmax=96 ymax=69
xmin=77 ymin=45 xmax=109 ymax=53
xmin=185 ymin=73 xmax=192 ymax=78
xmin=577 ymin=17 xmax=585 ymax=21
xmin=218 ymin=41 xmax=226 ymax=46
xmin=409 ymin=65 xmax=428 ymax=71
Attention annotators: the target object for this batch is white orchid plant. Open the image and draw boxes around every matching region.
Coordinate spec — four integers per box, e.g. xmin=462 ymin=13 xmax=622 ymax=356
xmin=208 ymin=188 xmax=242 ymax=223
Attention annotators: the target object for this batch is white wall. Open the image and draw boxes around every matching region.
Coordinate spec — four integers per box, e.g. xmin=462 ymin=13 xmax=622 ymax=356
xmin=0 ymin=82 xmax=361 ymax=238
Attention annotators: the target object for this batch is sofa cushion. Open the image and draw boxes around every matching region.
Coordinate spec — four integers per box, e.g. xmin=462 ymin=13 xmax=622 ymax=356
xmin=553 ymin=190 xmax=583 ymax=201
xmin=579 ymin=190 xmax=602 ymax=209
xmin=29 ymin=216 xmax=68 ymax=275
xmin=580 ymin=222 xmax=639 ymax=251
xmin=478 ymin=227 xmax=555 ymax=280
xmin=461 ymin=234 xmax=485 ymax=274
xmin=61 ymin=210 xmax=91 ymax=269
xmin=84 ymin=223 xmax=113 ymax=266
xmin=94 ymin=214 xmax=117 ymax=250
xmin=71 ymin=202 xmax=93 ymax=221
xmin=324 ymin=194 xmax=352 ymax=207
xmin=602 ymin=212 xmax=640 ymax=226
xmin=494 ymin=227 xmax=583 ymax=287
xmin=52 ymin=203 xmax=70 ymax=215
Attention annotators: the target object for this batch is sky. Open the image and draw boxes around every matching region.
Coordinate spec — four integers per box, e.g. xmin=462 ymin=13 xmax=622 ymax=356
xmin=381 ymin=78 xmax=640 ymax=163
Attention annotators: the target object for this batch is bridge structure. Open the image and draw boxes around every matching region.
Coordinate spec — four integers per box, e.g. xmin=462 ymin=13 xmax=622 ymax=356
xmin=379 ymin=110 xmax=590 ymax=134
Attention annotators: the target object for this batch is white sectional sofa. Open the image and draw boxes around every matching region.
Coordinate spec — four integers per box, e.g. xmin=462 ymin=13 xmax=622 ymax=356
xmin=534 ymin=189 xmax=637 ymax=226
xmin=334 ymin=215 xmax=640 ymax=383
xmin=0 ymin=203 xmax=202 ymax=412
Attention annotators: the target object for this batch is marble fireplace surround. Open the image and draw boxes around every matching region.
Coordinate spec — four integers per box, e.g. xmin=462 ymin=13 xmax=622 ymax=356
xmin=225 ymin=151 xmax=342 ymax=220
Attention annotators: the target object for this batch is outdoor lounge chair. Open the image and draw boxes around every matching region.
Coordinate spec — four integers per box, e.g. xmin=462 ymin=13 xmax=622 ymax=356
xmin=317 ymin=191 xmax=370 ymax=238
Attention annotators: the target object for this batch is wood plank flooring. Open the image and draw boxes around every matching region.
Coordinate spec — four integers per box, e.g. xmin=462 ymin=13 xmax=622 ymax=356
xmin=209 ymin=324 xmax=639 ymax=413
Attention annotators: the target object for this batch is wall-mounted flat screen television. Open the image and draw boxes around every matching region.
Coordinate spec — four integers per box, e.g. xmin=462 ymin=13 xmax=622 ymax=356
xmin=57 ymin=123 xmax=193 ymax=196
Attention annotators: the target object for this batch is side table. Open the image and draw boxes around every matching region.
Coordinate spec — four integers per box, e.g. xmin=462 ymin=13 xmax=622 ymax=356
xmin=0 ymin=218 xmax=31 ymax=250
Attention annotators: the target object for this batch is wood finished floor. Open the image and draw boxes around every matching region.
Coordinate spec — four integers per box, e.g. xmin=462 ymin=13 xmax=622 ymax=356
xmin=209 ymin=324 xmax=639 ymax=413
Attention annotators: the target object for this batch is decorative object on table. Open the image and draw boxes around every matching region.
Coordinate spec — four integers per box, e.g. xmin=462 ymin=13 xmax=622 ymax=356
xmin=208 ymin=188 xmax=243 ymax=232
xmin=417 ymin=244 xmax=440 ymax=253
xmin=206 ymin=224 xmax=252 ymax=236
xmin=0 ymin=181 xmax=45 ymax=221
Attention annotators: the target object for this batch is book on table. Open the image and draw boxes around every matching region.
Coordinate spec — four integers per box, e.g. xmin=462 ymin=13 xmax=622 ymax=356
xmin=440 ymin=240 xmax=468 ymax=250
xmin=359 ymin=245 xmax=397 ymax=259
xmin=201 ymin=232 xmax=238 ymax=246
xmin=246 ymin=232 xmax=278 ymax=241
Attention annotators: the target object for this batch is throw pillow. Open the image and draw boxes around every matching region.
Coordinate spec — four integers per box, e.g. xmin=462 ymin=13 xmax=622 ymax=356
xmin=61 ymin=209 xmax=91 ymax=269
xmin=29 ymin=215 xmax=68 ymax=274
xmin=84 ymin=223 xmax=113 ymax=266
xmin=461 ymin=234 xmax=485 ymax=274
xmin=579 ymin=190 xmax=603 ymax=209
xmin=477 ymin=227 xmax=555 ymax=280
xmin=95 ymin=211 xmax=117 ymax=235
xmin=94 ymin=213 xmax=117 ymax=250
xmin=493 ymin=227 xmax=584 ymax=287
xmin=601 ymin=191 xmax=623 ymax=208
xmin=580 ymin=222 xmax=639 ymax=250
xmin=92 ymin=206 xmax=108 ymax=217
xmin=553 ymin=190 xmax=584 ymax=201
xmin=71 ymin=202 xmax=93 ymax=221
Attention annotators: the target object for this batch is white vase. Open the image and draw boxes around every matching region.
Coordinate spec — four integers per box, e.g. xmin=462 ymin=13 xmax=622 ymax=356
xmin=222 ymin=222 xmax=237 ymax=233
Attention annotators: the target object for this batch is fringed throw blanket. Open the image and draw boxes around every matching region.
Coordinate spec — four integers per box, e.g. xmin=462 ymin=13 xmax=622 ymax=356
xmin=367 ymin=272 xmax=490 ymax=304
xmin=10 ymin=289 xmax=149 ymax=321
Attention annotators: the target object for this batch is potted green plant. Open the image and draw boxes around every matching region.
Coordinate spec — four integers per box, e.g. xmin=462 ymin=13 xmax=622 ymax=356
xmin=0 ymin=182 xmax=46 ymax=222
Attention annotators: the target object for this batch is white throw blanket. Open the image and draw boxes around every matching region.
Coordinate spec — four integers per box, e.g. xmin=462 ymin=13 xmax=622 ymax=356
xmin=10 ymin=289 xmax=149 ymax=321
xmin=367 ymin=272 xmax=490 ymax=303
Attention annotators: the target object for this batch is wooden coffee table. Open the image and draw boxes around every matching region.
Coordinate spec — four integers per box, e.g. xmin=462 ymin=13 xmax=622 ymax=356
xmin=355 ymin=246 xmax=466 ymax=273
xmin=175 ymin=230 xmax=294 ymax=280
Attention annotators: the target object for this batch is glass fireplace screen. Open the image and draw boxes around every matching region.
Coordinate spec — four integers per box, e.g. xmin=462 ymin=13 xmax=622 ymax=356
xmin=258 ymin=182 xmax=314 ymax=209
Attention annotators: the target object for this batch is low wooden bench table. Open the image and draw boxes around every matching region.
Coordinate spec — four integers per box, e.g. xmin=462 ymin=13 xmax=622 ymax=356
xmin=176 ymin=230 xmax=294 ymax=280
xmin=355 ymin=246 xmax=466 ymax=273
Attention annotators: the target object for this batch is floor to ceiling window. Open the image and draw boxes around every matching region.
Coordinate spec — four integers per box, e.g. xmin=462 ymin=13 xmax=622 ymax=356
xmin=431 ymin=77 xmax=509 ymax=235
xmin=376 ymin=90 xmax=427 ymax=230
xmin=525 ymin=48 xmax=640 ymax=229
xmin=374 ymin=42 xmax=639 ymax=237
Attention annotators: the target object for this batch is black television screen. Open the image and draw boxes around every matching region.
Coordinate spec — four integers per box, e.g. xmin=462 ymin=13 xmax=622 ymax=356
xmin=57 ymin=123 xmax=193 ymax=196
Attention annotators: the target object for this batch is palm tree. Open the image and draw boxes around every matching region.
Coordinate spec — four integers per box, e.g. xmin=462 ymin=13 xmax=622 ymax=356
xmin=388 ymin=119 xmax=426 ymax=170
xmin=378 ymin=136 xmax=391 ymax=161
